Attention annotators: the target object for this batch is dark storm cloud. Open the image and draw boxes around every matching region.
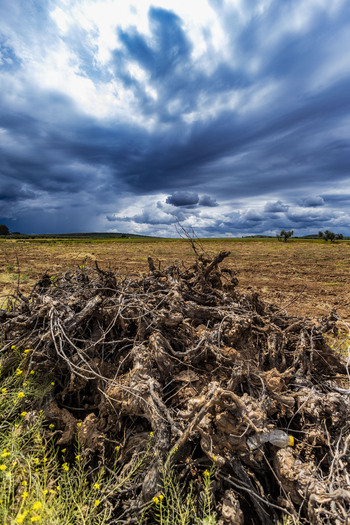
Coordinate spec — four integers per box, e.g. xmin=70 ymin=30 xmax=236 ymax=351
xmin=166 ymin=191 xmax=199 ymax=206
xmin=264 ymin=201 xmax=289 ymax=213
xmin=198 ymin=195 xmax=218 ymax=207
xmin=286 ymin=210 xmax=332 ymax=225
xmin=299 ymin=196 xmax=325 ymax=207
xmin=165 ymin=192 xmax=218 ymax=208
xmin=322 ymin=194 xmax=350 ymax=204
xmin=1 ymin=1 xmax=350 ymax=235
xmin=0 ymin=183 xmax=35 ymax=201
xmin=119 ymin=7 xmax=192 ymax=78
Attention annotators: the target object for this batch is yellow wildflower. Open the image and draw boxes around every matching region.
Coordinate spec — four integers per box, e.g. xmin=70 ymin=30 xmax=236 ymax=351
xmin=32 ymin=501 xmax=42 ymax=511
xmin=1 ymin=451 xmax=10 ymax=458
xmin=49 ymin=424 xmax=55 ymax=430
xmin=1 ymin=388 xmax=7 ymax=394
xmin=159 ymin=494 xmax=164 ymax=501
xmin=43 ymin=489 xmax=48 ymax=495
xmin=43 ymin=458 xmax=47 ymax=463
xmin=76 ymin=422 xmax=81 ymax=428
xmin=51 ymin=382 xmax=55 ymax=386
xmin=62 ymin=463 xmax=69 ymax=472
xmin=93 ymin=482 xmax=100 ymax=490
xmin=17 ymin=392 xmax=25 ymax=399
xmin=75 ymin=455 xmax=80 ymax=461
xmin=11 ymin=345 xmax=16 ymax=350
xmin=30 ymin=370 xmax=35 ymax=375
xmin=24 ymin=349 xmax=31 ymax=354
xmin=94 ymin=500 xmax=100 ymax=507
xmin=22 ymin=382 xmax=28 ymax=387
xmin=203 ymin=470 xmax=210 ymax=477
xmin=22 ymin=481 xmax=27 ymax=486
xmin=61 ymin=448 xmax=66 ymax=453
xmin=16 ymin=513 xmax=28 ymax=524
xmin=0 ymin=464 xmax=7 ymax=471
xmin=150 ymin=431 xmax=154 ymax=436
xmin=16 ymin=369 xmax=23 ymax=376
xmin=31 ymin=518 xmax=41 ymax=523
xmin=152 ymin=496 xmax=159 ymax=504
xmin=21 ymin=412 xmax=27 ymax=417
xmin=22 ymin=491 xmax=29 ymax=499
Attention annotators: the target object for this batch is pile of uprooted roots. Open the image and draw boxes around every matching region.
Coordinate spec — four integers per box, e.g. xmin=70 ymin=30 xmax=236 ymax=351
xmin=1 ymin=248 xmax=350 ymax=524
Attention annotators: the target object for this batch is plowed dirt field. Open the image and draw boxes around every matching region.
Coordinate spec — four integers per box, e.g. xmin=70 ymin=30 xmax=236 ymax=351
xmin=1 ymin=238 xmax=350 ymax=322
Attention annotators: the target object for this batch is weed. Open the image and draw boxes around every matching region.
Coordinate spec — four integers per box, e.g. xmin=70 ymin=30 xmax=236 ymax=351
xmin=140 ymin=460 xmax=217 ymax=525
xmin=0 ymin=349 xmax=155 ymax=524
xmin=325 ymin=330 xmax=350 ymax=358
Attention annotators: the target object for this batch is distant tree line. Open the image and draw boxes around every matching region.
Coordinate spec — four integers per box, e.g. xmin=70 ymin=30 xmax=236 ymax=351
xmin=318 ymin=230 xmax=343 ymax=242
xmin=276 ymin=229 xmax=345 ymax=242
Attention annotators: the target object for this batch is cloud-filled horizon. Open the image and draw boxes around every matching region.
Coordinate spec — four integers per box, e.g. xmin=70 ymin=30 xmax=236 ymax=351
xmin=1 ymin=0 xmax=350 ymax=237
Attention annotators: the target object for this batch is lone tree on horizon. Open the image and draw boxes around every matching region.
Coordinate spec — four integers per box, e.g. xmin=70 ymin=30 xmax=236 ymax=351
xmin=277 ymin=229 xmax=294 ymax=242
xmin=0 ymin=224 xmax=10 ymax=236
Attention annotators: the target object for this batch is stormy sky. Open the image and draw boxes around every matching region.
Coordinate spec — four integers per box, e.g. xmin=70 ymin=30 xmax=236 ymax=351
xmin=1 ymin=0 xmax=350 ymax=237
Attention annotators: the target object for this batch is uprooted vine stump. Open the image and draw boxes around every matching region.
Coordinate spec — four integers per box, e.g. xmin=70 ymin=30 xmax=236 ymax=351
xmin=1 ymin=251 xmax=350 ymax=524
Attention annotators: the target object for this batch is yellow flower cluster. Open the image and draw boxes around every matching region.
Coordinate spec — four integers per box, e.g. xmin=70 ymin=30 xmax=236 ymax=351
xmin=152 ymin=494 xmax=164 ymax=504
xmin=16 ymin=511 xmax=28 ymax=523
xmin=16 ymin=502 xmax=43 ymax=523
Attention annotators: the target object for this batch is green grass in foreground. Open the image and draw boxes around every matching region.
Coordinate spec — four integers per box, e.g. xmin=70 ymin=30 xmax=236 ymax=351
xmin=0 ymin=346 xmax=220 ymax=524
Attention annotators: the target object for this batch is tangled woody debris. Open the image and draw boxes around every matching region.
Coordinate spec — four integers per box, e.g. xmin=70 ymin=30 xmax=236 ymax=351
xmin=1 ymin=248 xmax=349 ymax=524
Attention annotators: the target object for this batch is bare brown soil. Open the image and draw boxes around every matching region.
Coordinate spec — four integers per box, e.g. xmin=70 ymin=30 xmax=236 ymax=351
xmin=1 ymin=238 xmax=350 ymax=322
